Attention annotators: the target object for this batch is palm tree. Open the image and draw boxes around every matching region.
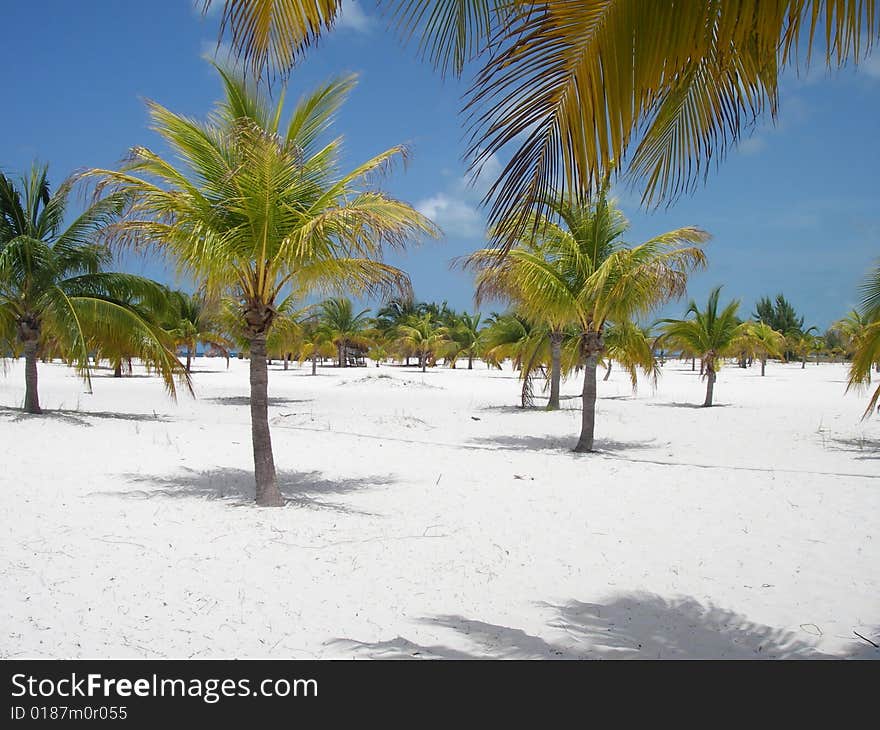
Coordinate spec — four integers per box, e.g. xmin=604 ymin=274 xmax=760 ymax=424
xmin=741 ymin=321 xmax=786 ymax=376
xmin=480 ymin=311 xmax=549 ymax=407
xmin=166 ymin=291 xmax=231 ymax=372
xmin=319 ymin=297 xmax=371 ymax=367
xmin=602 ymin=320 xmax=660 ymax=389
xmin=787 ymin=326 xmax=819 ymax=369
xmin=210 ymin=1 xmax=877 ymax=239
xmin=294 ymin=315 xmax=334 ymax=375
xmin=90 ymin=67 xmax=436 ymax=506
xmin=444 ymin=311 xmax=483 ymax=369
xmin=466 ymin=182 xmax=707 ymax=449
xmin=395 ymin=312 xmax=446 ymax=372
xmin=658 ymin=287 xmax=748 ymax=407
xmin=836 ymin=310 xmax=872 ymax=360
xmin=0 ymin=164 xmax=188 ymax=413
xmin=847 ymin=263 xmax=880 ymax=415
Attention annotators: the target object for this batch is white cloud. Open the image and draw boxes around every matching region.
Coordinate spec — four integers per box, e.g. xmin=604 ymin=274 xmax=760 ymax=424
xmin=458 ymin=152 xmax=502 ymax=198
xmin=861 ymin=53 xmax=880 ymax=80
xmin=416 ymin=193 xmax=485 ymax=238
xmin=739 ymin=135 xmax=767 ymax=156
xmin=336 ymin=0 xmax=374 ymax=33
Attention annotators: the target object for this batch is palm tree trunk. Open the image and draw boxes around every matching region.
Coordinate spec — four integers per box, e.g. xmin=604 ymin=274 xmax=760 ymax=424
xmin=603 ymin=361 xmax=612 ymax=381
xmin=283 ymin=353 xmax=289 ymax=371
xmin=691 ymin=356 xmax=695 ymax=371
xmin=23 ymin=340 xmax=41 ymax=414
xmin=113 ymin=361 xmax=122 ymax=378
xmin=574 ymin=352 xmax=599 ymax=452
xmin=249 ymin=335 xmax=282 ymax=507
xmin=311 ymin=353 xmax=317 ymax=375
xmin=703 ymin=365 xmax=716 ymax=407
xmin=186 ymin=345 xmax=193 ymax=373
xmin=547 ymin=331 xmax=562 ymax=410
xmin=468 ymin=353 xmax=473 ymax=370
xmin=761 ymin=358 xmax=766 ymax=376
xmin=421 ymin=352 xmax=427 ymax=373
xmin=338 ymin=343 xmax=345 ymax=368
xmin=801 ymin=357 xmax=806 ymax=369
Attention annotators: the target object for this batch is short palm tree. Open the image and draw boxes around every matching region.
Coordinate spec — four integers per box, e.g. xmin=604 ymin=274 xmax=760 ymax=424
xmin=294 ymin=315 xmax=334 ymax=374
xmin=658 ymin=287 xmax=748 ymax=407
xmin=602 ymin=320 xmax=659 ymax=390
xmin=480 ymin=311 xmax=549 ymax=407
xmin=741 ymin=321 xmax=786 ymax=376
xmin=319 ymin=297 xmax=372 ymax=367
xmin=90 ymin=67 xmax=436 ymax=506
xmin=445 ymin=311 xmax=483 ymax=369
xmin=847 ymin=263 xmax=880 ymax=416
xmin=787 ymin=326 xmax=820 ymax=369
xmin=836 ymin=310 xmax=872 ymax=361
xmin=0 ymin=165 xmax=188 ymax=413
xmin=166 ymin=291 xmax=231 ymax=372
xmin=466 ymin=181 xmax=707 ymax=450
xmin=395 ymin=312 xmax=446 ymax=372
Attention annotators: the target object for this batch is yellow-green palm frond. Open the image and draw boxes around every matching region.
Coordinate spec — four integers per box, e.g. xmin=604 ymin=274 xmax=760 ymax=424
xmin=739 ymin=320 xmax=787 ymax=360
xmin=603 ymin=319 xmax=659 ymax=391
xmin=847 ymin=319 xmax=880 ymax=417
xmin=206 ymin=0 xmax=341 ymax=77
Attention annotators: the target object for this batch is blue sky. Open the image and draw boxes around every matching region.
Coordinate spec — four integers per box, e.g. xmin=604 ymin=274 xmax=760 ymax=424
xmin=2 ymin=1 xmax=878 ymax=329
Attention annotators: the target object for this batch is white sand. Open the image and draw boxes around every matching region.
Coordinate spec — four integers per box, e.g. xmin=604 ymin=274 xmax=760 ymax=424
xmin=1 ymin=356 xmax=878 ymax=659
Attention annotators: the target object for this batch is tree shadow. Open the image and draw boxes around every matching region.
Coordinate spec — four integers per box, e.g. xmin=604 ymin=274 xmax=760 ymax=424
xmin=827 ymin=437 xmax=880 ymax=460
xmin=467 ymin=433 xmax=656 ymax=453
xmin=0 ymin=406 xmax=170 ymax=426
xmin=334 ymin=592 xmax=878 ymax=660
xmin=106 ymin=467 xmax=393 ymax=514
xmin=648 ymin=402 xmax=731 ymax=409
xmin=204 ymin=396 xmax=312 ymax=406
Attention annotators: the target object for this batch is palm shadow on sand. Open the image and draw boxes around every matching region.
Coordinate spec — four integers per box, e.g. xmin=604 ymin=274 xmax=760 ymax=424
xmin=205 ymin=396 xmax=312 ymax=406
xmin=467 ymin=433 xmax=656 ymax=453
xmin=111 ymin=467 xmax=393 ymax=514
xmin=333 ymin=593 xmax=878 ymax=660
xmin=827 ymin=437 xmax=880 ymax=460
xmin=648 ymin=401 xmax=732 ymax=409
xmin=0 ymin=406 xmax=170 ymax=426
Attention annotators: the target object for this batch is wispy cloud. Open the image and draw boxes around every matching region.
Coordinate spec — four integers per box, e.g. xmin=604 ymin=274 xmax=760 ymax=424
xmin=336 ymin=0 xmax=374 ymax=34
xmin=415 ymin=153 xmax=501 ymax=239
xmin=416 ymin=193 xmax=484 ymax=238
xmin=738 ymin=135 xmax=767 ymax=156
xmin=861 ymin=53 xmax=880 ymax=80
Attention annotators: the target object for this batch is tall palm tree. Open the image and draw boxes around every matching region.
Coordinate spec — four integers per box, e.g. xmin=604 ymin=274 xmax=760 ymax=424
xmin=658 ymin=287 xmax=748 ymax=407
xmin=210 ymin=1 xmax=878 ymax=239
xmin=0 ymin=165 xmax=188 ymax=413
xmin=319 ymin=297 xmax=371 ymax=367
xmin=90 ymin=67 xmax=436 ymax=506
xmin=466 ymin=182 xmax=707 ymax=449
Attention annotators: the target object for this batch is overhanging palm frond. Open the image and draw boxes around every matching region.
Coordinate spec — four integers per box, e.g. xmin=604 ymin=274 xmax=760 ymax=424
xmin=206 ymin=0 xmax=341 ymax=77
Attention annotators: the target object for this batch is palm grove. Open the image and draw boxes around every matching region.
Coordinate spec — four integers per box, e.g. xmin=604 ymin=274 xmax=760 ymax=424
xmin=2 ymin=1 xmax=880 ymax=505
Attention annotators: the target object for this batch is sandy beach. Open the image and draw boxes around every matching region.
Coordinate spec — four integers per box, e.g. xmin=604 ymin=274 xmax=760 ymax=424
xmin=1 ymin=358 xmax=878 ymax=659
